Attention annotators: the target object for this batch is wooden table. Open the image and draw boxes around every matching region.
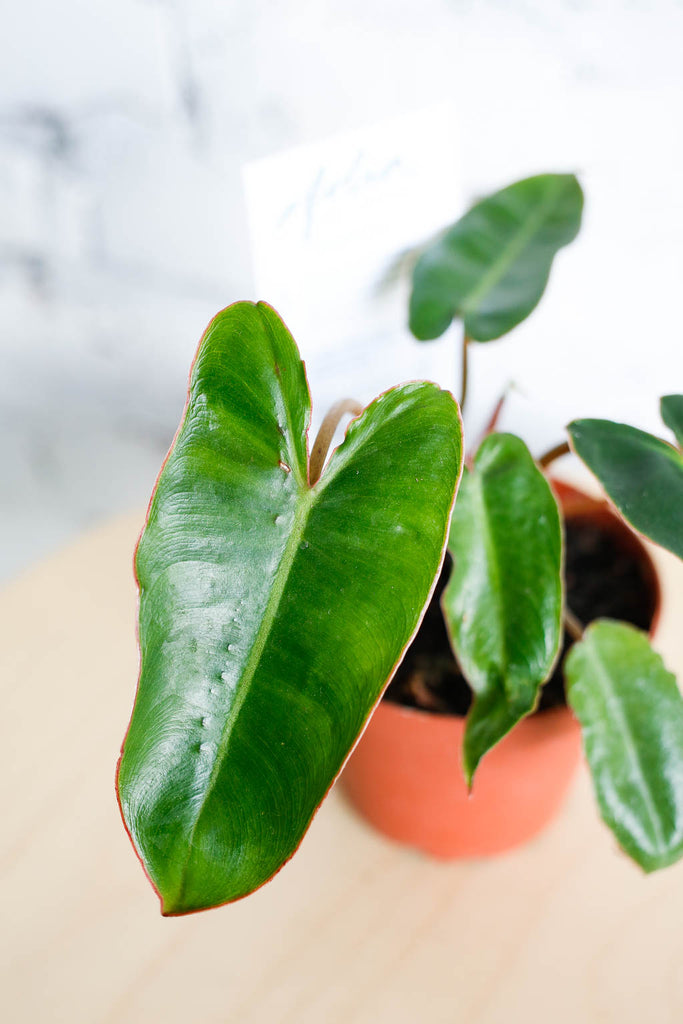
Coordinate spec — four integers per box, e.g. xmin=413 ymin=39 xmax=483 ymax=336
xmin=2 ymin=511 xmax=683 ymax=1023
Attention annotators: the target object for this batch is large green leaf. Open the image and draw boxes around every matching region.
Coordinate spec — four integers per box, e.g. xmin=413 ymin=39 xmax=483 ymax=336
xmin=566 ymin=621 xmax=683 ymax=872
xmin=568 ymin=418 xmax=683 ymax=560
xmin=661 ymin=394 xmax=683 ymax=448
xmin=442 ymin=433 xmax=563 ymax=785
xmin=409 ymin=173 xmax=583 ymax=342
xmin=117 ymin=301 xmax=462 ymax=914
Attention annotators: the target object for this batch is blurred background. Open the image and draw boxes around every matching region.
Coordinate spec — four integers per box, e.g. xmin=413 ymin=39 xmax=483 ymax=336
xmin=1 ymin=0 xmax=681 ymax=581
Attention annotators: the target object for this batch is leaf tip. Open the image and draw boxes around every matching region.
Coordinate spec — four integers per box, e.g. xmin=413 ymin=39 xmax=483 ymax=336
xmin=160 ymin=898 xmax=190 ymax=918
xmin=462 ymin=746 xmax=479 ymax=792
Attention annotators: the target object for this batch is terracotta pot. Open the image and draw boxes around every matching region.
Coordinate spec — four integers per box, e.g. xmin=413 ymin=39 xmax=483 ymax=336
xmin=342 ymin=478 xmax=661 ymax=858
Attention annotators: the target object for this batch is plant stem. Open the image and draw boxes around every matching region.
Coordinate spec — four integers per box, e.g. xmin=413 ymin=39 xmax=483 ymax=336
xmin=309 ymin=398 xmax=363 ymax=485
xmin=481 ymin=388 xmax=509 ymax=440
xmin=538 ymin=440 xmax=571 ymax=469
xmin=564 ymin=606 xmax=584 ymax=642
xmin=460 ymin=331 xmax=471 ymax=413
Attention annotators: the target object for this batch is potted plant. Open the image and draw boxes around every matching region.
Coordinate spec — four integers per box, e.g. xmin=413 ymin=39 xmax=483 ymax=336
xmin=344 ymin=173 xmax=682 ymax=864
xmin=117 ymin=175 xmax=683 ymax=916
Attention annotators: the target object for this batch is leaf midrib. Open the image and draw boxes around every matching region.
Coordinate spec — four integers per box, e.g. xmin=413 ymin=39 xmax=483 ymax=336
xmin=460 ymin=177 xmax=568 ymax=320
xmin=172 ymin=403 xmax=357 ymax=907
xmin=173 ymin=481 xmax=317 ymax=907
xmin=468 ymin=469 xmax=508 ymax=689
xmin=583 ymin=639 xmax=666 ymax=853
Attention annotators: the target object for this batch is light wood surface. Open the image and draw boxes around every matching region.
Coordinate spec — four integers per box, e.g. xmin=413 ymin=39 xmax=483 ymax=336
xmin=2 ymin=511 xmax=683 ymax=1024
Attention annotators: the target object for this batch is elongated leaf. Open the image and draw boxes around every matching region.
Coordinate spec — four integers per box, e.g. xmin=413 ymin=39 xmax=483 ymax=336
xmin=409 ymin=173 xmax=583 ymax=342
xmin=566 ymin=621 xmax=683 ymax=871
xmin=568 ymin=418 xmax=683 ymax=560
xmin=117 ymin=301 xmax=462 ymax=914
xmin=661 ymin=394 xmax=683 ymax=448
xmin=442 ymin=433 xmax=562 ymax=785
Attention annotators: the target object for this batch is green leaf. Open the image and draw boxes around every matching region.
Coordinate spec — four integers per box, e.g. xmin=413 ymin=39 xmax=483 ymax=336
xmin=409 ymin=173 xmax=583 ymax=342
xmin=117 ymin=301 xmax=462 ymax=914
xmin=442 ymin=433 xmax=563 ymax=785
xmin=661 ymin=394 xmax=683 ymax=448
xmin=568 ymin=418 xmax=683 ymax=560
xmin=565 ymin=621 xmax=683 ymax=872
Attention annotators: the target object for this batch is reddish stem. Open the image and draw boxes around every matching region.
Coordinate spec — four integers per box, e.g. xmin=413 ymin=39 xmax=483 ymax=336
xmin=309 ymin=398 xmax=363 ymax=485
xmin=538 ymin=440 xmax=571 ymax=470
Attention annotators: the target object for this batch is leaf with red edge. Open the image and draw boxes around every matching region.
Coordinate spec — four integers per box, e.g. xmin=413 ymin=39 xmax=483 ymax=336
xmin=117 ymin=301 xmax=463 ymax=914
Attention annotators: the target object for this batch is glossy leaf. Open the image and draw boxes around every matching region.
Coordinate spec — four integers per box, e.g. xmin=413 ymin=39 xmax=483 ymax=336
xmin=117 ymin=301 xmax=462 ymax=914
xmin=566 ymin=621 xmax=683 ymax=872
xmin=568 ymin=418 xmax=683 ymax=560
xmin=442 ymin=433 xmax=563 ymax=785
xmin=409 ymin=173 xmax=583 ymax=342
xmin=661 ymin=394 xmax=683 ymax=448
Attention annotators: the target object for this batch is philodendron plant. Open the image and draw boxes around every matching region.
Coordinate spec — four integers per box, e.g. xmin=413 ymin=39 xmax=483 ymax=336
xmin=118 ymin=174 xmax=683 ymax=917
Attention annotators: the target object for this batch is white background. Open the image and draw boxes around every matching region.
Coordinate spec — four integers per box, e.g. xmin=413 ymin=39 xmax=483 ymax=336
xmin=1 ymin=0 xmax=682 ymax=580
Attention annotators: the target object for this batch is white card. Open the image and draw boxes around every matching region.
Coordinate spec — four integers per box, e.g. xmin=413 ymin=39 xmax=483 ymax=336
xmin=243 ymin=107 xmax=462 ymax=430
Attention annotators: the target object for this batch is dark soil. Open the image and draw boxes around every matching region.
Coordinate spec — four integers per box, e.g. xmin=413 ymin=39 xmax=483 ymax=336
xmin=384 ymin=513 xmax=659 ymax=717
